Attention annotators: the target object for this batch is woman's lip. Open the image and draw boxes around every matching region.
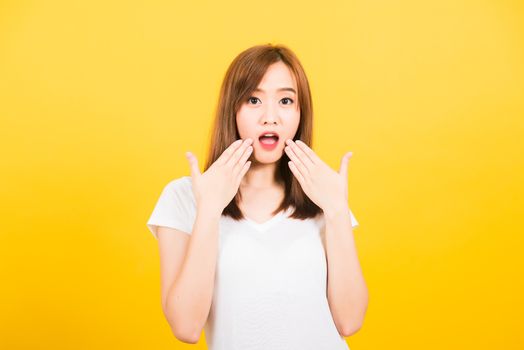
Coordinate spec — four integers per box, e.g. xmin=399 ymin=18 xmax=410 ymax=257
xmin=258 ymin=136 xmax=279 ymax=150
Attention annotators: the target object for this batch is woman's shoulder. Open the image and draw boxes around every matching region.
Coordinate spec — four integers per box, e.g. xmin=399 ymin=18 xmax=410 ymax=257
xmin=165 ymin=175 xmax=192 ymax=189
xmin=164 ymin=175 xmax=195 ymax=204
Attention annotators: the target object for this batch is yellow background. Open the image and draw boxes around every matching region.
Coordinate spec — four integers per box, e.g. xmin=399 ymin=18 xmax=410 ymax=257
xmin=1 ymin=0 xmax=523 ymax=349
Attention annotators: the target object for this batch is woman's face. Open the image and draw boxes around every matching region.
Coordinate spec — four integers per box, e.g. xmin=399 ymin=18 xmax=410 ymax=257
xmin=236 ymin=61 xmax=301 ymax=164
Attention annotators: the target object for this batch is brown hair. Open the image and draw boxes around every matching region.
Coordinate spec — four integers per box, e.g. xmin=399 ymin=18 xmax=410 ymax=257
xmin=204 ymin=43 xmax=323 ymax=221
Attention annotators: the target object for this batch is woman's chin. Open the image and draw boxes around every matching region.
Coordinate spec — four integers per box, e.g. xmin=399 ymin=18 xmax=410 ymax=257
xmin=250 ymin=151 xmax=283 ymax=165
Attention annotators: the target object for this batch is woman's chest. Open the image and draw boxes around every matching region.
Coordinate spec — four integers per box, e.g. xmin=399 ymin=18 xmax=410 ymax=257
xmin=216 ymin=218 xmax=328 ymax=296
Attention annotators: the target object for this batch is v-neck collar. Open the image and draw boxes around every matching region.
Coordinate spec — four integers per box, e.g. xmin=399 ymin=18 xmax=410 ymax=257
xmin=243 ymin=207 xmax=292 ymax=232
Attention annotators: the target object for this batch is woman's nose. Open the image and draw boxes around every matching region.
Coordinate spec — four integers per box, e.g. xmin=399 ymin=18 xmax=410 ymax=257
xmin=261 ymin=101 xmax=279 ymax=123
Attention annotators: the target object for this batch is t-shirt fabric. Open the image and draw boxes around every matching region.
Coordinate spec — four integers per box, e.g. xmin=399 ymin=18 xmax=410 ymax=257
xmin=147 ymin=176 xmax=359 ymax=350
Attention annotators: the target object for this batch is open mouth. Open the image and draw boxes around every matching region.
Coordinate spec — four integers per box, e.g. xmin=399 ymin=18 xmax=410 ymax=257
xmin=257 ymin=131 xmax=280 ymax=150
xmin=258 ymin=131 xmax=280 ymax=145
xmin=259 ymin=135 xmax=279 ymax=145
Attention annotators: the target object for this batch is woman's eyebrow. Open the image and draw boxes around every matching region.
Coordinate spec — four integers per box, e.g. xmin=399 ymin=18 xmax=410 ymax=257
xmin=254 ymin=87 xmax=296 ymax=94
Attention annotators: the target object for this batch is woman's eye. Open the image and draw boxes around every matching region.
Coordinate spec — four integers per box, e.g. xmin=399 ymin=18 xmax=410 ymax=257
xmin=247 ymin=97 xmax=260 ymax=104
xmin=247 ymin=97 xmax=294 ymax=105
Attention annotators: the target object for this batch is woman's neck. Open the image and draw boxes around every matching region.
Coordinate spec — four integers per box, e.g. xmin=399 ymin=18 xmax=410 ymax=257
xmin=239 ymin=161 xmax=282 ymax=190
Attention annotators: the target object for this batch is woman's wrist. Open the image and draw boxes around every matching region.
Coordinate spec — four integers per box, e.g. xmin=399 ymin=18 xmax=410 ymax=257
xmin=196 ymin=204 xmax=223 ymax=221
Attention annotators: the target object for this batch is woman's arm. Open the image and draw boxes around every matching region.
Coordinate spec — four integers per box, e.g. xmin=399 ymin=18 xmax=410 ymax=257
xmin=323 ymin=207 xmax=369 ymax=337
xmin=159 ymin=206 xmax=221 ymax=343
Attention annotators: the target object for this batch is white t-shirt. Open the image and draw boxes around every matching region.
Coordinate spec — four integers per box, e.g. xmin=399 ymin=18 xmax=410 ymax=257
xmin=147 ymin=176 xmax=359 ymax=350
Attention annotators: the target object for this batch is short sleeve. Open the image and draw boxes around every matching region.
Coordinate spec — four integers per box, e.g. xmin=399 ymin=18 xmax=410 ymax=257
xmin=349 ymin=208 xmax=359 ymax=229
xmin=146 ymin=176 xmax=197 ymax=239
xmin=317 ymin=207 xmax=359 ymax=231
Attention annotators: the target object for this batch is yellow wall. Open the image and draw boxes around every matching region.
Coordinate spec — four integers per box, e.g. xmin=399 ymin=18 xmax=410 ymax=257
xmin=1 ymin=0 xmax=523 ymax=349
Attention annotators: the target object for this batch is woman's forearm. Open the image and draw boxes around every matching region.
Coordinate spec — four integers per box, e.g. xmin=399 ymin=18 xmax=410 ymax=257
xmin=165 ymin=206 xmax=221 ymax=343
xmin=324 ymin=206 xmax=369 ymax=337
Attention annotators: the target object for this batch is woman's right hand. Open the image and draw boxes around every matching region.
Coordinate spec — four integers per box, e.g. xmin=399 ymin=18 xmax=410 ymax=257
xmin=185 ymin=138 xmax=254 ymax=215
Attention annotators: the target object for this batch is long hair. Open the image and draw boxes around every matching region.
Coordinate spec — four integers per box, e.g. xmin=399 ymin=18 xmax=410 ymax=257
xmin=203 ymin=43 xmax=323 ymax=221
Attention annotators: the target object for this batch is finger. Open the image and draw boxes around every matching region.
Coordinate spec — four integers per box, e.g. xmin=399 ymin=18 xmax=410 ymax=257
xmin=233 ymin=144 xmax=253 ymax=175
xmin=237 ymin=160 xmax=252 ymax=184
xmin=284 ymin=145 xmax=309 ymax=178
xmin=338 ymin=151 xmax=353 ymax=177
xmin=185 ymin=151 xmax=201 ymax=177
xmin=288 ymin=161 xmax=305 ymax=184
xmin=215 ymin=139 xmax=244 ymax=166
xmin=293 ymin=140 xmax=317 ymax=167
xmin=226 ymin=138 xmax=253 ymax=168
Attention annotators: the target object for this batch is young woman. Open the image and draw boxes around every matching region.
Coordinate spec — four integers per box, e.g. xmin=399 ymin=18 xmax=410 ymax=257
xmin=147 ymin=44 xmax=368 ymax=350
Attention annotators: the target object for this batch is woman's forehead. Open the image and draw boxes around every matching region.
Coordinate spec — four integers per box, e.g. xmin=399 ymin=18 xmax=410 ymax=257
xmin=256 ymin=62 xmax=297 ymax=90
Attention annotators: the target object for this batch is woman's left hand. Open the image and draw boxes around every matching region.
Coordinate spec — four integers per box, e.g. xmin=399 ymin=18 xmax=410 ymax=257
xmin=284 ymin=139 xmax=353 ymax=214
